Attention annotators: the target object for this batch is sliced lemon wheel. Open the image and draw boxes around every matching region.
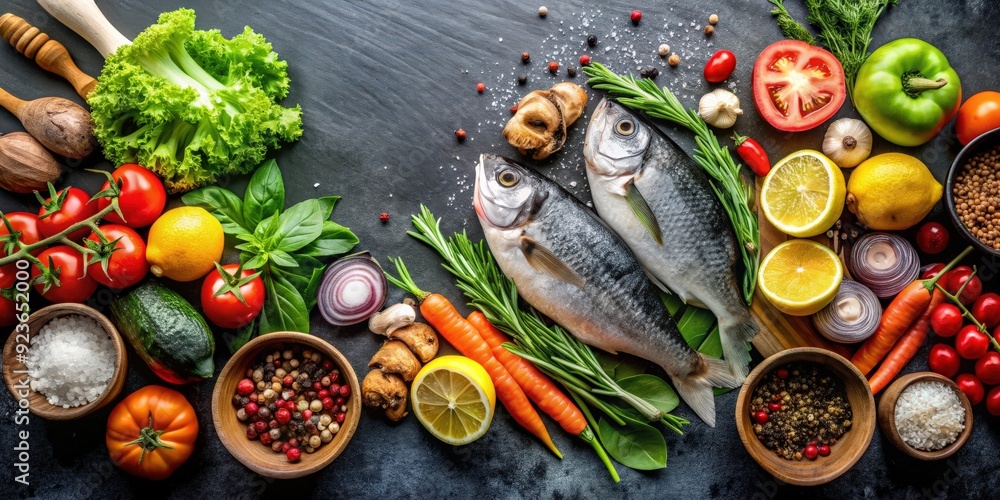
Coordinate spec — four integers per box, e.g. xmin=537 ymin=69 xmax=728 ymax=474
xmin=759 ymin=239 xmax=843 ymax=316
xmin=761 ymin=150 xmax=846 ymax=238
xmin=410 ymin=355 xmax=496 ymax=446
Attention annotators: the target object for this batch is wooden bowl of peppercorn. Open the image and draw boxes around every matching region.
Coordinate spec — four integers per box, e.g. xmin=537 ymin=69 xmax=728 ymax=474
xmin=211 ymin=332 xmax=361 ymax=479
xmin=946 ymin=126 xmax=1000 ymax=256
xmin=735 ymin=347 xmax=876 ymax=486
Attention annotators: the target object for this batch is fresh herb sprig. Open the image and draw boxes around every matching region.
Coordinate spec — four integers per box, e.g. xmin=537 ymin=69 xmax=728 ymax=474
xmin=583 ymin=63 xmax=758 ymax=304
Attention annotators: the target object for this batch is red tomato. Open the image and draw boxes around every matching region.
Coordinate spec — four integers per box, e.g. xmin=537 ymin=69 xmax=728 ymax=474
xmin=974 ymin=351 xmax=1000 ymax=385
xmin=31 ymin=245 xmax=97 ymax=304
xmin=986 ymin=386 xmax=1000 ymax=417
xmin=955 ymin=373 xmax=985 ymax=405
xmin=972 ymin=293 xmax=1000 ymax=328
xmin=920 ymin=263 xmax=945 ymax=279
xmin=928 ymin=344 xmax=961 ymax=378
xmin=0 ymin=264 xmax=18 ymax=327
xmin=944 ymin=266 xmax=982 ymax=305
xmin=97 ymin=164 xmax=167 ymax=228
xmin=915 ymin=222 xmax=949 ymax=255
xmin=200 ymin=264 xmax=265 ymax=329
xmin=85 ymin=225 xmax=149 ymax=289
xmin=0 ymin=212 xmax=43 ymax=257
xmin=930 ymin=303 xmax=963 ymax=337
xmin=37 ymin=187 xmax=98 ymax=242
xmin=704 ymin=50 xmax=736 ymax=83
xmin=751 ymin=40 xmax=846 ymax=132
xmin=956 ymin=325 xmax=990 ymax=360
xmin=956 ymin=91 xmax=1000 ymax=145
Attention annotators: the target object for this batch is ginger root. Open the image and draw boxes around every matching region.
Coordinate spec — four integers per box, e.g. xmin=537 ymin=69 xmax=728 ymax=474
xmin=361 ymin=370 xmax=408 ymax=417
xmin=389 ymin=322 xmax=439 ymax=363
xmin=502 ymin=82 xmax=588 ymax=160
xmin=368 ymin=340 xmax=421 ymax=381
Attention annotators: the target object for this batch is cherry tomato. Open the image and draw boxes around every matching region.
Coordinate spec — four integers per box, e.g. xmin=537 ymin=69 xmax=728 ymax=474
xmin=972 ymin=293 xmax=1000 ymax=328
xmin=930 ymin=303 xmax=963 ymax=337
xmin=915 ymin=222 xmax=949 ymax=255
xmin=37 ymin=187 xmax=98 ymax=242
xmin=974 ymin=351 xmax=1000 ymax=385
xmin=956 ymin=325 xmax=990 ymax=360
xmin=0 ymin=212 xmax=43 ymax=257
xmin=97 ymin=164 xmax=167 ymax=228
xmin=955 ymin=373 xmax=985 ymax=405
xmin=986 ymin=386 xmax=1000 ymax=417
xmin=704 ymin=49 xmax=736 ymax=83
xmin=201 ymin=264 xmax=265 ymax=329
xmin=929 ymin=344 xmax=961 ymax=378
xmin=920 ymin=263 xmax=945 ymax=279
xmin=944 ymin=266 xmax=982 ymax=305
xmin=85 ymin=225 xmax=149 ymax=289
xmin=0 ymin=264 xmax=18 ymax=327
xmin=31 ymin=245 xmax=97 ymax=304
xmin=752 ymin=40 xmax=846 ymax=132
xmin=956 ymin=91 xmax=1000 ymax=146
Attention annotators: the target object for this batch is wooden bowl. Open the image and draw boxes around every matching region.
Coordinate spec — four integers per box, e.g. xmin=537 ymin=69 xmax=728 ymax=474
xmin=211 ymin=332 xmax=361 ymax=479
xmin=2 ymin=303 xmax=127 ymax=420
xmin=877 ymin=372 xmax=973 ymax=461
xmin=945 ymin=126 xmax=1000 ymax=257
xmin=735 ymin=347 xmax=876 ymax=486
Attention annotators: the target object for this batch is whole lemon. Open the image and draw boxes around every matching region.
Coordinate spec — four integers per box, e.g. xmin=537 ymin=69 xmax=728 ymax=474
xmin=146 ymin=207 xmax=224 ymax=282
xmin=846 ymin=153 xmax=943 ymax=230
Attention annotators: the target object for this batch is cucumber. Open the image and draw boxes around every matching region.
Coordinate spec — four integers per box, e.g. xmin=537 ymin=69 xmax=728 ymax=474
xmin=111 ymin=280 xmax=215 ymax=383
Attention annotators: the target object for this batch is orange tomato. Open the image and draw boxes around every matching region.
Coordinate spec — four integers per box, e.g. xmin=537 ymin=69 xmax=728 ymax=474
xmin=956 ymin=91 xmax=1000 ymax=145
xmin=106 ymin=385 xmax=198 ymax=480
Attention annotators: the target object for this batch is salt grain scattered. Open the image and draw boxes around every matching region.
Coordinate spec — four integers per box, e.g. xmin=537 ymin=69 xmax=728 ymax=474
xmin=894 ymin=381 xmax=966 ymax=451
xmin=26 ymin=315 xmax=114 ymax=408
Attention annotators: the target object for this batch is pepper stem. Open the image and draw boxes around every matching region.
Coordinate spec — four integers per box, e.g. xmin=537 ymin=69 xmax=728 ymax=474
xmin=902 ymin=70 xmax=948 ymax=98
xmin=123 ymin=412 xmax=174 ymax=465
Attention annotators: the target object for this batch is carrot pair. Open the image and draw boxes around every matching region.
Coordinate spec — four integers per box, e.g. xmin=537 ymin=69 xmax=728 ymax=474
xmin=867 ymin=289 xmax=945 ymax=394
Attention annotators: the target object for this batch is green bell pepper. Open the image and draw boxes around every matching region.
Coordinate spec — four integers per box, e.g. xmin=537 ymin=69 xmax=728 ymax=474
xmin=853 ymin=38 xmax=961 ymax=147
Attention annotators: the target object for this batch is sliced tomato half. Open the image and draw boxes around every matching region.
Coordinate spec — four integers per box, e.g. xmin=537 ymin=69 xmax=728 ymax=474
xmin=752 ymin=40 xmax=846 ymax=132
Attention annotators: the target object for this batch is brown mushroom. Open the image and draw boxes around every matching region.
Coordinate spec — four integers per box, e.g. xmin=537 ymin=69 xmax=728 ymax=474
xmin=389 ymin=322 xmax=440 ymax=363
xmin=361 ymin=370 xmax=408 ymax=411
xmin=385 ymin=391 xmax=408 ymax=421
xmin=368 ymin=340 xmax=422 ymax=381
xmin=502 ymin=82 xmax=588 ymax=160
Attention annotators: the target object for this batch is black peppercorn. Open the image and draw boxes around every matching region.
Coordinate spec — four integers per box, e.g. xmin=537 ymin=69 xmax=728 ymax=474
xmin=639 ymin=67 xmax=659 ymax=79
xmin=567 ymin=66 xmax=577 ymax=77
xmin=518 ymin=74 xmax=528 ymax=85
xmin=587 ymin=34 xmax=597 ymax=47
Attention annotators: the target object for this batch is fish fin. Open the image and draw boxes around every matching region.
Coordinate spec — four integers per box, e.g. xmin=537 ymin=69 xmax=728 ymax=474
xmin=519 ymin=236 xmax=587 ymax=288
xmin=718 ymin=314 xmax=759 ymax=384
xmin=671 ymin=355 xmax=740 ymax=428
xmin=644 ymin=270 xmax=673 ymax=295
xmin=625 ymin=183 xmax=663 ymax=246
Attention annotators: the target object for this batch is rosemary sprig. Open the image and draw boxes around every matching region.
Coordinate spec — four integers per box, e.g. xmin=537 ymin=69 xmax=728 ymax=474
xmin=582 ymin=62 xmax=759 ymax=304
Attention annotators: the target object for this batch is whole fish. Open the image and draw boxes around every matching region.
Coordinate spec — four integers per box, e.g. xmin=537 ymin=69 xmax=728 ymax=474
xmin=473 ymin=153 xmax=738 ymax=427
xmin=583 ymin=99 xmax=758 ymax=382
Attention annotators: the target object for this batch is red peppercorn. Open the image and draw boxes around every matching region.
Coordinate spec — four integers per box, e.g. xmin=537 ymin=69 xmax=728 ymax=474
xmin=803 ymin=444 xmax=819 ymax=460
xmin=281 ymin=442 xmax=291 ymax=453
xmin=254 ymin=420 xmax=267 ymax=433
xmin=776 ymin=368 xmax=789 ymax=379
xmin=260 ymin=433 xmax=273 ymax=446
xmin=323 ymin=361 xmax=334 ymax=371
xmin=318 ymin=390 xmax=330 ymax=399
xmin=288 ymin=438 xmax=299 ymax=448
xmin=269 ymin=419 xmax=280 ymax=429
xmin=322 ymin=397 xmax=335 ymax=411
xmin=245 ymin=401 xmax=259 ymax=415
xmin=336 ymin=412 xmax=347 ymax=424
xmin=283 ymin=375 xmax=294 ymax=387
xmin=455 ymin=129 xmax=467 ymax=141
xmin=379 ymin=212 xmax=390 ymax=223
xmin=302 ymin=409 xmax=313 ymax=420
xmin=476 ymin=82 xmax=485 ymax=93
xmin=510 ymin=104 xmax=518 ymax=114
xmin=579 ymin=54 xmax=591 ymax=66
xmin=753 ymin=411 xmax=769 ymax=425
xmin=767 ymin=402 xmax=782 ymax=412
xmin=818 ymin=444 xmax=831 ymax=457
xmin=334 ymin=396 xmax=345 ymax=406
xmin=330 ymin=383 xmax=341 ymax=394
xmin=237 ymin=379 xmax=255 ymax=396
xmin=521 ymin=52 xmax=531 ymax=63
xmin=329 ymin=371 xmax=339 ymax=384
xmin=339 ymin=384 xmax=351 ymax=398
xmin=275 ymin=408 xmax=292 ymax=425
xmin=286 ymin=448 xmax=302 ymax=462
xmin=273 ymin=360 xmax=282 ymax=368
xmin=547 ymin=61 xmax=559 ymax=73
xmin=313 ymin=381 xmax=323 ymax=391
xmin=246 ymin=424 xmax=258 ymax=439
xmin=630 ymin=10 xmax=642 ymax=25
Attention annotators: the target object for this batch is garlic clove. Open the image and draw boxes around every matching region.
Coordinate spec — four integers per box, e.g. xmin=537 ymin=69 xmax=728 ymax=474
xmin=698 ymin=89 xmax=742 ymax=129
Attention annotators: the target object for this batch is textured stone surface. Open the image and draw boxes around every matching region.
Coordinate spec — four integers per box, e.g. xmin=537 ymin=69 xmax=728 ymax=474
xmin=1 ymin=0 xmax=999 ymax=498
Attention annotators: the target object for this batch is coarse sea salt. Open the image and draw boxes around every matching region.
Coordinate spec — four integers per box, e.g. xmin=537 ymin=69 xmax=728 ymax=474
xmin=894 ymin=381 xmax=966 ymax=451
xmin=25 ymin=315 xmax=115 ymax=408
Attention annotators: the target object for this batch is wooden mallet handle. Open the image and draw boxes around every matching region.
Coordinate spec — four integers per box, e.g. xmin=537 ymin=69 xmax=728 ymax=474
xmin=0 ymin=13 xmax=98 ymax=99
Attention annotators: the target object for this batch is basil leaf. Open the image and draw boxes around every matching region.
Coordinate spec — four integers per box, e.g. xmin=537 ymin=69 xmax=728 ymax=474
xmin=617 ymin=374 xmax=680 ymax=414
xmin=597 ymin=417 xmax=666 ymax=470
xmin=268 ymin=249 xmax=299 ymax=268
xmin=243 ymin=159 xmax=285 ymax=229
xmin=242 ymin=253 xmax=268 ymax=270
xmin=226 ymin=320 xmax=256 ymax=354
xmin=317 ymin=196 xmax=339 ymax=219
xmin=273 ymin=257 xmax=326 ymax=310
xmin=181 ymin=187 xmax=247 ymax=235
xmin=298 ymin=221 xmax=359 ymax=258
xmin=253 ymin=211 xmax=282 ymax=248
xmin=676 ymin=305 xmax=716 ymax=349
xmin=275 ymin=199 xmax=325 ymax=252
xmin=260 ymin=271 xmax=310 ymax=334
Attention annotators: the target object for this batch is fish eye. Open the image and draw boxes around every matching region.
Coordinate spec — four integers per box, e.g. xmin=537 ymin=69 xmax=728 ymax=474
xmin=615 ymin=119 xmax=636 ymax=136
xmin=497 ymin=169 xmax=520 ymax=187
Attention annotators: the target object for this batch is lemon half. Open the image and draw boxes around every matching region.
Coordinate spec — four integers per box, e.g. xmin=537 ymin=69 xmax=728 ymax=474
xmin=758 ymin=239 xmax=843 ymax=316
xmin=761 ymin=150 xmax=846 ymax=238
xmin=410 ymin=355 xmax=496 ymax=446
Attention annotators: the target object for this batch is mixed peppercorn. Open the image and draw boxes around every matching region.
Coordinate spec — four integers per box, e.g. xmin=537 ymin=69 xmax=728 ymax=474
xmin=233 ymin=345 xmax=351 ymax=462
xmin=750 ymin=363 xmax=853 ymax=461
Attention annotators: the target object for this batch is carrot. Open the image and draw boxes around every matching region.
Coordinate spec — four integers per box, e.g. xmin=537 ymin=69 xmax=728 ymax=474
xmin=466 ymin=311 xmax=587 ymax=435
xmin=868 ymin=289 xmax=945 ymax=395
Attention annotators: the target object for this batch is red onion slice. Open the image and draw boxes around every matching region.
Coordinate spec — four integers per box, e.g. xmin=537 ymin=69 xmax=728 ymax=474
xmin=318 ymin=253 xmax=388 ymax=326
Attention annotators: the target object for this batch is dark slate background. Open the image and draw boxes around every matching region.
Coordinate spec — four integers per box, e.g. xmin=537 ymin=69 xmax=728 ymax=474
xmin=2 ymin=0 xmax=1000 ymax=498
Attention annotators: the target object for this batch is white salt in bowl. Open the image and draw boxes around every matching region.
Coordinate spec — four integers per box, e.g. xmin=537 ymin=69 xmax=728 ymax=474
xmin=3 ymin=303 xmax=127 ymax=420
xmin=877 ymin=372 xmax=973 ymax=460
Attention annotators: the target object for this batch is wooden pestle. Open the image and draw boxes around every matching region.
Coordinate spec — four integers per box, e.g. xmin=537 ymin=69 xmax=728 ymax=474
xmin=0 ymin=85 xmax=97 ymax=159
xmin=0 ymin=13 xmax=98 ymax=99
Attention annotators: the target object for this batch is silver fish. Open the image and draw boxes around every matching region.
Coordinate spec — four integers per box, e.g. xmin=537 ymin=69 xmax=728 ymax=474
xmin=474 ymin=154 xmax=738 ymax=427
xmin=583 ymin=99 xmax=758 ymax=382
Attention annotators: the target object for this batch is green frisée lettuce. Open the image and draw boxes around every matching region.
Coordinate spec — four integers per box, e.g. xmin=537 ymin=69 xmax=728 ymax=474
xmin=88 ymin=8 xmax=302 ymax=193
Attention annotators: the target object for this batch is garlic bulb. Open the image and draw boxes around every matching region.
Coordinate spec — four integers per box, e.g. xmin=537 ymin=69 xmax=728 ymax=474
xmin=823 ymin=118 xmax=872 ymax=168
xmin=698 ymin=89 xmax=742 ymax=128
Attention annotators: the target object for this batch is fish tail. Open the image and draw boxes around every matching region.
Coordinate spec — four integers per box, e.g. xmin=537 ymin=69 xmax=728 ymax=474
xmin=670 ymin=354 xmax=740 ymax=428
xmin=718 ymin=312 xmax=759 ymax=384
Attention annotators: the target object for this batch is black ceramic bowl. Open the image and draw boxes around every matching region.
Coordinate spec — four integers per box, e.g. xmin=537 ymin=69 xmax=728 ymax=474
xmin=945 ymin=127 xmax=1000 ymax=257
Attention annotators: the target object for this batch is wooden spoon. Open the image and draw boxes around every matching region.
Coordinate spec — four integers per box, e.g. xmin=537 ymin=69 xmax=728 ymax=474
xmin=0 ymin=86 xmax=96 ymax=159
xmin=0 ymin=13 xmax=99 ymax=99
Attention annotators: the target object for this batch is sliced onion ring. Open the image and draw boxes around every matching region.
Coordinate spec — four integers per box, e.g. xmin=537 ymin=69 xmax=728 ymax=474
xmin=318 ymin=252 xmax=388 ymax=326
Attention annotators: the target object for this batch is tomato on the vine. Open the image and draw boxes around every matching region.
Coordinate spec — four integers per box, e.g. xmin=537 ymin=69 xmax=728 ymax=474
xmin=928 ymin=344 xmax=961 ymax=378
xmin=704 ymin=50 xmax=736 ymax=83
xmin=986 ymin=386 xmax=1000 ymax=417
xmin=956 ymin=91 xmax=1000 ymax=146
xmin=956 ymin=325 xmax=990 ymax=360
xmin=0 ymin=212 xmax=43 ymax=257
xmin=920 ymin=263 xmax=945 ymax=279
xmin=97 ymin=164 xmax=167 ymax=228
xmin=31 ymin=245 xmax=97 ymax=304
xmin=975 ymin=351 xmax=1000 ymax=386
xmin=944 ymin=266 xmax=982 ymax=305
xmin=0 ymin=264 xmax=19 ymax=327
xmin=971 ymin=293 xmax=1000 ymax=329
xmin=930 ymin=303 xmax=963 ymax=337
xmin=85 ymin=225 xmax=149 ymax=289
xmin=200 ymin=263 xmax=265 ymax=329
xmin=752 ymin=40 xmax=846 ymax=132
xmin=37 ymin=186 xmax=98 ymax=242
xmin=955 ymin=373 xmax=985 ymax=405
